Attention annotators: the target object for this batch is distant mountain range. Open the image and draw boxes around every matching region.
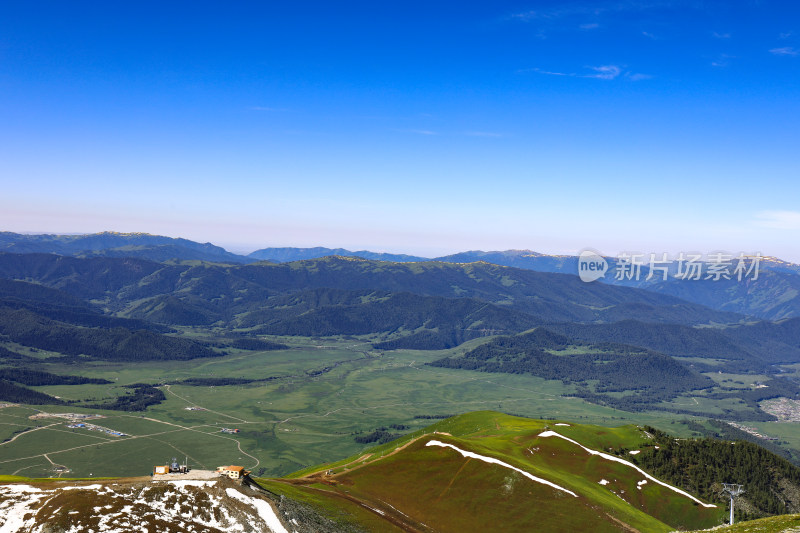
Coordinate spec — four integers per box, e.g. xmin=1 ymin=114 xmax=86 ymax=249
xmin=248 ymin=246 xmax=428 ymax=263
xmin=3 ymin=231 xmax=800 ymax=319
xmin=0 ymin=231 xmax=249 ymax=264
xmin=2 ymin=240 xmax=800 ymax=420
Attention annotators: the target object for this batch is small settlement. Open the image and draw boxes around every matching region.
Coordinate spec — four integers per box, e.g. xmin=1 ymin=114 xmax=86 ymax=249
xmin=151 ymin=458 xmax=251 ymax=481
xmin=216 ymin=465 xmax=250 ymax=479
xmin=152 ymin=458 xmax=190 ymax=476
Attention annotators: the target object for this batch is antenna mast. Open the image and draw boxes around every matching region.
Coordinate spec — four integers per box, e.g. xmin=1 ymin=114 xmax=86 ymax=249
xmin=722 ymin=483 xmax=745 ymax=525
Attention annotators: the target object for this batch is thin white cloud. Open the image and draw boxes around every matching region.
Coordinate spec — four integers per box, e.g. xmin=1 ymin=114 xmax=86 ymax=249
xmin=756 ymin=210 xmax=800 ymax=230
xmin=712 ymin=32 xmax=730 ymax=39
xmin=627 ymin=72 xmax=653 ymax=81
xmin=642 ymin=31 xmax=657 ymax=39
xmin=770 ymin=47 xmax=798 ymax=56
xmin=779 ymin=31 xmax=793 ymax=39
xmin=526 ymin=65 xmax=628 ymax=80
xmin=250 ymin=106 xmax=288 ymax=112
xmin=583 ymin=65 xmax=622 ymax=79
xmin=580 ymin=23 xmax=600 ymax=30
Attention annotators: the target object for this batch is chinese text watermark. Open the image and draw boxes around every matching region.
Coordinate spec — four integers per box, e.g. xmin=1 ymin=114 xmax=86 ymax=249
xmin=578 ymin=251 xmax=762 ymax=283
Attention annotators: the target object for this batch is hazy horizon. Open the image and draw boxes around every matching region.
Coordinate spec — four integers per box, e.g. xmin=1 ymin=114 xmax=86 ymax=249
xmin=3 ymin=227 xmax=798 ymax=263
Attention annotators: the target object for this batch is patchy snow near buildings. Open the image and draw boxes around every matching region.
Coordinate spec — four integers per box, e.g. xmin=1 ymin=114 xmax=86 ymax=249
xmin=0 ymin=479 xmax=291 ymax=532
xmin=151 ymin=459 xmax=250 ymax=481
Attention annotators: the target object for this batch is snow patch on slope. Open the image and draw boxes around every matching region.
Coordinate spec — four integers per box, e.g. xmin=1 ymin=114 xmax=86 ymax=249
xmin=0 ymin=485 xmax=48 ymax=533
xmin=426 ymin=439 xmax=578 ymax=497
xmin=0 ymin=480 xmax=291 ymax=533
xmin=226 ymin=488 xmax=289 ymax=533
xmin=167 ymin=480 xmax=217 ymax=488
xmin=537 ymin=431 xmax=716 ymax=507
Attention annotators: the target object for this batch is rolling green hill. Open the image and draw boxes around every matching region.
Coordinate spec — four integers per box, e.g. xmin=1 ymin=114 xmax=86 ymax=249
xmin=651 ymin=270 xmax=800 ymax=321
xmin=547 ymin=319 xmax=800 ymax=371
xmin=262 ymin=411 xmax=726 ymax=532
xmin=0 ymin=306 xmax=215 ymax=361
xmin=635 ymin=425 xmax=800 ymax=520
xmin=429 ymin=328 xmax=716 ymax=410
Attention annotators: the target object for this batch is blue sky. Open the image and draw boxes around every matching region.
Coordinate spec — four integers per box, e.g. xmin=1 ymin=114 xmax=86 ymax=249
xmin=1 ymin=1 xmax=799 ymax=259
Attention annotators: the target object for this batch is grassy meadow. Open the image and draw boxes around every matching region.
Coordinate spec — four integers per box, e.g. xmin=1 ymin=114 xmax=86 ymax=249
xmin=2 ymin=333 xmax=800 ymax=480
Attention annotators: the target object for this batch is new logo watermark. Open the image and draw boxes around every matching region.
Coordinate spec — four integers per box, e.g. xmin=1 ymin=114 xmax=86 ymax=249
xmin=578 ymin=249 xmax=609 ymax=283
xmin=577 ymin=250 xmax=762 ymax=283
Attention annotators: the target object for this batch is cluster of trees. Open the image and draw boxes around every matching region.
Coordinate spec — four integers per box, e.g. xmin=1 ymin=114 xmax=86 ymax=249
xmin=0 ymin=307 xmax=216 ymax=361
xmin=225 ymin=337 xmax=287 ymax=351
xmin=429 ymin=328 xmax=712 ymax=409
xmin=0 ymin=298 xmax=167 ymax=334
xmin=705 ymin=377 xmax=800 ymax=412
xmin=549 ymin=321 xmax=755 ymax=363
xmin=549 ymin=319 xmax=800 ymax=371
xmin=0 ymin=371 xmax=166 ymax=411
xmin=0 ymin=379 xmax=64 ymax=405
xmin=0 ymin=346 xmax=25 ymax=361
xmin=0 ymin=368 xmax=111 ymax=386
xmin=633 ymin=426 xmax=800 ymax=519
xmin=353 ymin=425 xmax=408 ymax=445
xmin=682 ymin=419 xmax=799 ymax=462
xmin=86 ymin=383 xmax=166 ymax=411
xmin=569 ymin=391 xmax=689 ymax=413
xmin=373 ymin=329 xmax=482 ymax=350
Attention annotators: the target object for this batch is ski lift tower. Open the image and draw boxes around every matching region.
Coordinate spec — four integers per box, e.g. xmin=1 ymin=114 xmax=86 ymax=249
xmin=722 ymin=483 xmax=745 ymax=525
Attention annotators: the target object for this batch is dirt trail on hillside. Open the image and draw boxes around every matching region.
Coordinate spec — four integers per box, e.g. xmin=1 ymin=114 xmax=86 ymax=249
xmin=604 ymin=513 xmax=641 ymax=533
xmin=272 ymin=479 xmax=428 ymax=533
xmin=303 ymin=432 xmax=452 ymax=479
xmin=434 ymin=457 xmax=471 ymax=503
